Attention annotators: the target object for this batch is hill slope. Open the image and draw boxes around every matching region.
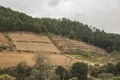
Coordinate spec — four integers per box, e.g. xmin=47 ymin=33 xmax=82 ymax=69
xmin=0 ymin=32 xmax=119 ymax=68
xmin=0 ymin=5 xmax=120 ymax=52
xmin=49 ymin=34 xmax=107 ymax=55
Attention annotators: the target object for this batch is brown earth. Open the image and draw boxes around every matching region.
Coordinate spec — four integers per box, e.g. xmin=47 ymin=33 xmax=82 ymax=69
xmin=0 ymin=51 xmax=79 ymax=68
xmin=8 ymin=32 xmax=60 ymax=53
xmin=0 ymin=33 xmax=9 ymax=46
xmin=0 ymin=51 xmax=35 ymax=68
xmin=0 ymin=32 xmax=106 ymax=68
xmin=49 ymin=34 xmax=108 ymax=55
xmin=8 ymin=32 xmax=51 ymax=43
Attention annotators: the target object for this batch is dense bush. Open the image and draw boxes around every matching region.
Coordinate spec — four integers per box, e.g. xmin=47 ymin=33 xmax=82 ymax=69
xmin=105 ymin=63 xmax=118 ymax=75
xmin=30 ymin=53 xmax=51 ymax=80
xmin=90 ymin=62 xmax=120 ymax=79
xmin=98 ymin=73 xmax=114 ymax=79
xmin=116 ymin=62 xmax=120 ymax=74
xmin=0 ymin=63 xmax=32 ymax=80
xmin=71 ymin=62 xmax=88 ymax=80
xmin=55 ymin=66 xmax=69 ymax=80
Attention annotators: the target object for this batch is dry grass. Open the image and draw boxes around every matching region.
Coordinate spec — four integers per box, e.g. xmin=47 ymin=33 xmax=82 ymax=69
xmin=8 ymin=32 xmax=51 ymax=43
xmin=49 ymin=34 xmax=108 ymax=55
xmin=49 ymin=54 xmax=78 ymax=66
xmin=0 ymin=32 xmax=105 ymax=68
xmin=0 ymin=33 xmax=9 ymax=46
xmin=8 ymin=32 xmax=60 ymax=53
xmin=14 ymin=42 xmax=60 ymax=53
xmin=0 ymin=51 xmax=79 ymax=68
xmin=0 ymin=51 xmax=35 ymax=68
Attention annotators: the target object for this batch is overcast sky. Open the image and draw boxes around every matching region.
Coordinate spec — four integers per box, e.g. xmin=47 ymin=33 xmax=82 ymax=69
xmin=0 ymin=0 xmax=120 ymax=34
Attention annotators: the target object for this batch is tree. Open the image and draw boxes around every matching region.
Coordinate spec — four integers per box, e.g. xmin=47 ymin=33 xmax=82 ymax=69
xmin=15 ymin=62 xmax=32 ymax=80
xmin=116 ymin=62 xmax=120 ymax=74
xmin=105 ymin=63 xmax=118 ymax=75
xmin=71 ymin=62 xmax=88 ymax=80
xmin=31 ymin=53 xmax=50 ymax=80
xmin=55 ymin=66 xmax=69 ymax=80
xmin=16 ymin=62 xmax=25 ymax=73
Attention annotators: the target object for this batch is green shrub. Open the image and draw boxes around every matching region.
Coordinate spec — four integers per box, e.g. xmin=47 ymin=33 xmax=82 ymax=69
xmin=31 ymin=53 xmax=51 ymax=80
xmin=16 ymin=62 xmax=25 ymax=73
xmin=112 ymin=76 xmax=120 ymax=80
xmin=116 ymin=62 xmax=120 ymax=74
xmin=55 ymin=66 xmax=69 ymax=80
xmin=105 ymin=63 xmax=118 ymax=75
xmin=82 ymin=50 xmax=92 ymax=58
xmin=71 ymin=62 xmax=88 ymax=80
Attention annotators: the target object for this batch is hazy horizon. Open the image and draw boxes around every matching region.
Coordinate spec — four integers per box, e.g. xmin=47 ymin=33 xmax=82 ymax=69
xmin=0 ymin=0 xmax=120 ymax=34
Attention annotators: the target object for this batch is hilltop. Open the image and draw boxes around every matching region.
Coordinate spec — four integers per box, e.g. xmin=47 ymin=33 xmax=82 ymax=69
xmin=0 ymin=5 xmax=120 ymax=53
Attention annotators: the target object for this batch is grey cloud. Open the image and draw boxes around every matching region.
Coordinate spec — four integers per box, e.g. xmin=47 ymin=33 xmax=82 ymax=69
xmin=0 ymin=0 xmax=120 ymax=34
xmin=48 ymin=0 xmax=61 ymax=6
xmin=48 ymin=0 xmax=69 ymax=7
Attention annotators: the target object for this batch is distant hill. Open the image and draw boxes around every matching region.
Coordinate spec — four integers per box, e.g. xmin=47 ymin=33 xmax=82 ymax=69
xmin=0 ymin=5 xmax=120 ymax=52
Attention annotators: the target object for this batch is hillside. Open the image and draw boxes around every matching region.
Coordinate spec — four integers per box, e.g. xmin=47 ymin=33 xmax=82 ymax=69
xmin=0 ymin=32 xmax=119 ymax=68
xmin=0 ymin=5 xmax=120 ymax=52
xmin=8 ymin=32 xmax=60 ymax=53
xmin=0 ymin=32 xmax=77 ymax=68
xmin=0 ymin=32 xmax=120 ymax=80
xmin=49 ymin=34 xmax=107 ymax=55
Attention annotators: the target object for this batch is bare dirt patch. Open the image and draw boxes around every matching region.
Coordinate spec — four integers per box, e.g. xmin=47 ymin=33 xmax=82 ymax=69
xmin=0 ymin=33 xmax=9 ymax=46
xmin=9 ymin=32 xmax=51 ymax=43
xmin=14 ymin=42 xmax=60 ymax=53
xmin=0 ymin=51 xmax=79 ymax=68
xmin=0 ymin=51 xmax=35 ymax=68
xmin=49 ymin=34 xmax=108 ymax=55
xmin=8 ymin=32 xmax=60 ymax=53
xmin=0 ymin=51 xmax=95 ymax=68
xmin=49 ymin=54 xmax=78 ymax=67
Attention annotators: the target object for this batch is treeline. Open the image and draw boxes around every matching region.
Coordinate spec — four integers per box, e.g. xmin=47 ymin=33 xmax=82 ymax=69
xmin=0 ymin=5 xmax=120 ymax=52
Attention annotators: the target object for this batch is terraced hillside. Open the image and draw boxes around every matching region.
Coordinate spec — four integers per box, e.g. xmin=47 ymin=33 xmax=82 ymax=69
xmin=0 ymin=32 xmax=77 ymax=68
xmin=8 ymin=32 xmax=60 ymax=53
xmin=0 ymin=33 xmax=9 ymax=47
xmin=49 ymin=34 xmax=108 ymax=55
xmin=0 ymin=32 xmax=110 ymax=68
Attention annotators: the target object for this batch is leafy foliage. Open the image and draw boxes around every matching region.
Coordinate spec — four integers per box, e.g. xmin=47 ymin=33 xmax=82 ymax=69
xmin=98 ymin=73 xmax=114 ymax=80
xmin=0 ymin=65 xmax=31 ymax=80
xmin=55 ymin=66 xmax=69 ymax=80
xmin=71 ymin=62 xmax=88 ymax=80
xmin=116 ymin=62 xmax=120 ymax=74
xmin=31 ymin=53 xmax=51 ymax=80
xmin=90 ymin=62 xmax=120 ymax=79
